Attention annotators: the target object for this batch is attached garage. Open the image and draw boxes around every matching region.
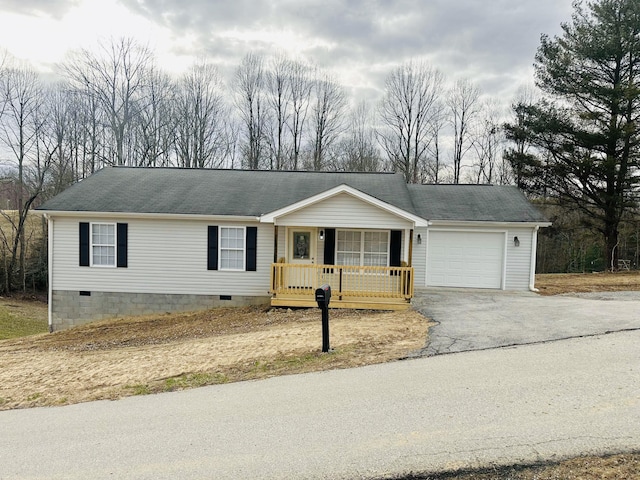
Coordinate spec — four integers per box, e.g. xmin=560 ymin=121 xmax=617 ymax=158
xmin=426 ymin=231 xmax=505 ymax=289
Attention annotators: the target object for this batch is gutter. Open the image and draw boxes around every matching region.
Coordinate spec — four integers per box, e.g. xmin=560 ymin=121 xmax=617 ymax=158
xmin=35 ymin=210 xmax=261 ymax=223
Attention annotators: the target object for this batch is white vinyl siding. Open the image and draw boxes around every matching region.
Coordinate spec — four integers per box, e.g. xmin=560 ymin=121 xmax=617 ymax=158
xmin=91 ymin=223 xmax=116 ymax=267
xmin=504 ymin=227 xmax=535 ymax=290
xmin=412 ymin=227 xmax=428 ymax=286
xmin=51 ymin=217 xmax=272 ymax=296
xmin=277 ymin=193 xmax=412 ymax=230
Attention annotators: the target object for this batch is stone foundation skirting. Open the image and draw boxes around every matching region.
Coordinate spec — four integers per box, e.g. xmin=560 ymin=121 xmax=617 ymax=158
xmin=51 ymin=290 xmax=271 ymax=331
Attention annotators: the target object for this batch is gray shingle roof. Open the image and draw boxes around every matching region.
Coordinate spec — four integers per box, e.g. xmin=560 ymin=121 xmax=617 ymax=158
xmin=37 ymin=167 xmax=548 ymax=224
xmin=407 ymin=184 xmax=548 ymax=223
xmin=37 ymin=167 xmax=418 ymax=217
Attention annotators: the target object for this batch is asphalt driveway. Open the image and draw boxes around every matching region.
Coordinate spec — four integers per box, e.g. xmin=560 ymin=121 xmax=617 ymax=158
xmin=412 ymin=288 xmax=640 ymax=356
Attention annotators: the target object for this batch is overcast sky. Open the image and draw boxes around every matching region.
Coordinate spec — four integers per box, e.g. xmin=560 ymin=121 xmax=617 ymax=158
xmin=0 ymin=0 xmax=574 ymax=105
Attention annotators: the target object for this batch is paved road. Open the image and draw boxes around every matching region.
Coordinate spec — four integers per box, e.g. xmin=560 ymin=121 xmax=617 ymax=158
xmin=1 ymin=330 xmax=639 ymax=479
xmin=412 ymin=288 xmax=640 ymax=355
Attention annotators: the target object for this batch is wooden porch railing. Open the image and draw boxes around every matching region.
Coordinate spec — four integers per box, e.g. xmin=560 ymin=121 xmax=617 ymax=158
xmin=270 ymin=263 xmax=414 ymax=300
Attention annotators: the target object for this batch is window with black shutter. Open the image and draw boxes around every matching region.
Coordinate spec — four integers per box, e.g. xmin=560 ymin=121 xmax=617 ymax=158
xmin=79 ymin=222 xmax=127 ymax=268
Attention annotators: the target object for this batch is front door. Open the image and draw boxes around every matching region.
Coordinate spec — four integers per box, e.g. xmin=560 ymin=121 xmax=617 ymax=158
xmin=289 ymin=228 xmax=316 ymax=264
xmin=288 ymin=228 xmax=317 ymax=288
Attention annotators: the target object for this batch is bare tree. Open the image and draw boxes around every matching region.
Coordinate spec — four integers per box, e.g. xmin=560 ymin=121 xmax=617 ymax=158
xmin=309 ymin=72 xmax=346 ymax=171
xmin=286 ymin=60 xmax=313 ymax=170
xmin=175 ymin=61 xmax=228 ymax=168
xmin=45 ymin=83 xmax=76 ymax=193
xmin=64 ymin=81 xmax=105 ymax=177
xmin=423 ymin=100 xmax=445 ymax=183
xmin=377 ymin=61 xmax=443 ymax=183
xmin=61 ymin=37 xmax=153 ymax=166
xmin=220 ymin=117 xmax=241 ymax=169
xmin=471 ymin=100 xmax=504 ymax=184
xmin=0 ymin=64 xmax=51 ymax=292
xmin=234 ymin=53 xmax=267 ymax=169
xmin=337 ymin=101 xmax=382 ymax=172
xmin=133 ymin=65 xmax=175 ymax=167
xmin=448 ymin=78 xmax=481 ymax=184
xmin=265 ymin=54 xmax=291 ymax=170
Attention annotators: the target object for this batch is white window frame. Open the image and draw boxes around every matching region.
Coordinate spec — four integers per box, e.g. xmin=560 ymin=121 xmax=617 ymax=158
xmin=336 ymin=229 xmax=390 ymax=267
xmin=219 ymin=226 xmax=246 ymax=271
xmin=90 ymin=222 xmax=116 ymax=268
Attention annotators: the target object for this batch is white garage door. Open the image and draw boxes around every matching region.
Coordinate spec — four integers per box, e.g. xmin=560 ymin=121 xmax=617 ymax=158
xmin=427 ymin=231 xmax=505 ymax=289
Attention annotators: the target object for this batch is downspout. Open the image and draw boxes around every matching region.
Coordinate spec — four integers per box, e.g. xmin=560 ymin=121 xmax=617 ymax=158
xmin=46 ymin=215 xmax=53 ymax=332
xmin=529 ymin=225 xmax=540 ymax=292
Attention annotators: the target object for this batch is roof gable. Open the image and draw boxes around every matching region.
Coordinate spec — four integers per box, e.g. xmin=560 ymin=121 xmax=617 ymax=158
xmin=260 ymin=184 xmax=428 ymax=226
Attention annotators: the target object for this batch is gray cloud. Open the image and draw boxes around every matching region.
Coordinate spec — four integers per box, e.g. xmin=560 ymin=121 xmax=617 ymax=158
xmin=0 ymin=0 xmax=79 ymax=18
xmin=121 ymin=0 xmax=574 ymax=102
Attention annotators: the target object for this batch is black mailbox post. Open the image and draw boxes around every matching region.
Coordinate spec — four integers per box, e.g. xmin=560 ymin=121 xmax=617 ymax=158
xmin=315 ymin=284 xmax=331 ymax=352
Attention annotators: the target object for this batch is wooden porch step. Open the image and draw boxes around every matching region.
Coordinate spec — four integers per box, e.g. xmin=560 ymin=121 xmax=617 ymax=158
xmin=270 ymin=296 xmax=410 ymax=311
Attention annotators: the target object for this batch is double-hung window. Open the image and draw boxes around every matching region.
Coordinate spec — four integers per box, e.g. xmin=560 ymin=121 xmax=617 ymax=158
xmin=336 ymin=230 xmax=389 ymax=267
xmin=207 ymin=225 xmax=257 ymax=272
xmin=80 ymin=222 xmax=127 ymax=268
xmin=363 ymin=231 xmax=389 ymax=266
xmin=91 ymin=223 xmax=116 ymax=267
xmin=220 ymin=227 xmax=245 ymax=271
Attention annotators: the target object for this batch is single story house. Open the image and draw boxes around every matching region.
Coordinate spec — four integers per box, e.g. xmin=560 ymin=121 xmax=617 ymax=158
xmin=37 ymin=167 xmax=550 ymax=330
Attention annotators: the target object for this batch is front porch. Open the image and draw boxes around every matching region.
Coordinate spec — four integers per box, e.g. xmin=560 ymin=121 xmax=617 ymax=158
xmin=270 ymin=263 xmax=414 ymax=310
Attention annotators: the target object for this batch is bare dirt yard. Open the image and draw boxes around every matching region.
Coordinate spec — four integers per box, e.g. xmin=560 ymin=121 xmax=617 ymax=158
xmin=0 ymin=306 xmax=428 ymax=410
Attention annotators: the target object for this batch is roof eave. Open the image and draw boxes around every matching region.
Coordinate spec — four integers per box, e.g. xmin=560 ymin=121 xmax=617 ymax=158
xmin=39 ymin=210 xmax=261 ymax=222
xmin=427 ymin=220 xmax=552 ymax=228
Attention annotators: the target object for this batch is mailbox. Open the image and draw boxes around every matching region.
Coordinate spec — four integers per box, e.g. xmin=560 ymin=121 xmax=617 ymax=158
xmin=315 ymin=284 xmax=331 ymax=352
xmin=315 ymin=284 xmax=331 ymax=308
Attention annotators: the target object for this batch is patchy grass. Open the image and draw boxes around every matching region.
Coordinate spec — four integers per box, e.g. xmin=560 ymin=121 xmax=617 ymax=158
xmin=0 ymin=297 xmax=48 ymax=340
xmin=536 ymin=270 xmax=640 ymax=295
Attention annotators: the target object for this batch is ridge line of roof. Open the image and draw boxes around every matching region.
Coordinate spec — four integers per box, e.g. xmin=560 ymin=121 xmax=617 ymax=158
xmin=109 ymin=166 xmax=400 ymax=175
xmin=407 ymin=183 xmax=516 ymax=187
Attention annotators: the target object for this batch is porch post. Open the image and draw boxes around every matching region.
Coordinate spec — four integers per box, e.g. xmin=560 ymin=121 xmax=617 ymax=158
xmin=403 ymin=228 xmax=411 ymax=265
xmin=273 ymin=225 xmax=278 ymax=263
xmin=408 ymin=229 xmax=413 ymax=267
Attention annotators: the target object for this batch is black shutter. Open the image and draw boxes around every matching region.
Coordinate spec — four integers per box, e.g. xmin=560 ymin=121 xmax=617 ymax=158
xmin=246 ymin=227 xmax=257 ymax=271
xmin=390 ymin=230 xmax=402 ymax=267
xmin=117 ymin=223 xmax=128 ymax=268
xmin=207 ymin=226 xmax=218 ymax=270
xmin=323 ymin=228 xmax=336 ymax=265
xmin=79 ymin=222 xmax=90 ymax=266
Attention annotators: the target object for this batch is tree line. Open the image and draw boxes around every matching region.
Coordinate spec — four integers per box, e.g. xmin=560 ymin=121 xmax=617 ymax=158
xmin=1 ymin=38 xmax=515 ymax=185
